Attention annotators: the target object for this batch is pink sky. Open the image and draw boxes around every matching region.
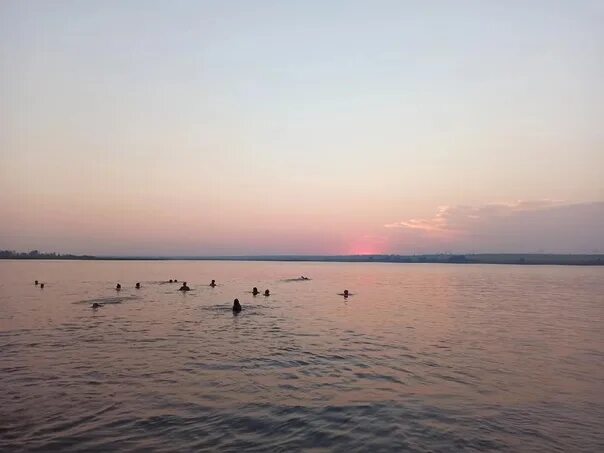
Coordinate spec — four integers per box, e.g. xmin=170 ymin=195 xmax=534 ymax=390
xmin=1 ymin=1 xmax=602 ymax=255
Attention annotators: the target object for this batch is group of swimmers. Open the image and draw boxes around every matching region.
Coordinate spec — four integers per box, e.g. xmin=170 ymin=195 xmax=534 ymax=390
xmin=232 ymin=287 xmax=271 ymax=313
xmin=177 ymin=280 xmax=219 ymax=291
xmin=179 ymin=280 xmax=215 ymax=290
xmin=112 ymin=279 xmax=273 ymax=313
xmin=231 ymin=286 xmax=354 ymax=312
xmin=115 ymin=282 xmax=142 ymax=290
xmin=252 ymin=287 xmax=270 ymax=296
xmin=33 ymin=277 xmax=350 ymax=312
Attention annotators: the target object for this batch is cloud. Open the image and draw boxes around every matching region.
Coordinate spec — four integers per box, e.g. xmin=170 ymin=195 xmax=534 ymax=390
xmin=385 ymin=205 xmax=450 ymax=232
xmin=385 ymin=200 xmax=567 ymax=233
xmin=385 ymin=201 xmax=604 ymax=253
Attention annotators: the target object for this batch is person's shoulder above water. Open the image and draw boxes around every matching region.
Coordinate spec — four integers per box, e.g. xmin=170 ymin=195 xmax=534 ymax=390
xmin=179 ymin=282 xmax=191 ymax=291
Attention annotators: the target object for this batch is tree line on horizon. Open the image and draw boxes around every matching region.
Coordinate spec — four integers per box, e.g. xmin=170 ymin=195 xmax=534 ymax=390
xmin=0 ymin=250 xmax=95 ymax=260
xmin=0 ymin=250 xmax=601 ymax=265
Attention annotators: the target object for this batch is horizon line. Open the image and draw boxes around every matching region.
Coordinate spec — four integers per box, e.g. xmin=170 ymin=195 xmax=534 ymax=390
xmin=1 ymin=251 xmax=603 ymax=266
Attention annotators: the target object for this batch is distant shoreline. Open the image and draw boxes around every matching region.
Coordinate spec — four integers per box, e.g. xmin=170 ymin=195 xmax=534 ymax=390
xmin=1 ymin=251 xmax=602 ymax=266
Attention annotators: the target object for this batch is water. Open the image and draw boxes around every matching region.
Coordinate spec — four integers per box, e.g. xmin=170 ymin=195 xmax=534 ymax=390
xmin=1 ymin=260 xmax=602 ymax=452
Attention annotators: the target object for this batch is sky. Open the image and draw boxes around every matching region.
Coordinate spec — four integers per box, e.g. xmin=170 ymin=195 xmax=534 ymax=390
xmin=1 ymin=0 xmax=603 ymax=256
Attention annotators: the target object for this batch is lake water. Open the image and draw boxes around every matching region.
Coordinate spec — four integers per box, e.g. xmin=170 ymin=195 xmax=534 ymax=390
xmin=0 ymin=260 xmax=602 ymax=452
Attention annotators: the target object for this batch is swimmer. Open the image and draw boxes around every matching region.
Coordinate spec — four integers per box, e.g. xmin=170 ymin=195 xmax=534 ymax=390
xmin=179 ymin=282 xmax=190 ymax=291
xmin=210 ymin=279 xmax=216 ymax=287
xmin=232 ymin=298 xmax=242 ymax=313
xmin=252 ymin=287 xmax=259 ymax=296
xmin=300 ymin=276 xmax=309 ymax=280
xmin=264 ymin=289 xmax=270 ymax=297
xmin=35 ymin=280 xmax=39 ymax=285
xmin=169 ymin=279 xmax=173 ymax=283
xmin=40 ymin=283 xmax=45 ymax=289
xmin=135 ymin=282 xmax=141 ymax=289
xmin=116 ymin=283 xmax=121 ymax=291
xmin=91 ymin=302 xmax=103 ymax=309
xmin=174 ymin=279 xmax=178 ymax=283
xmin=342 ymin=289 xmax=349 ymax=298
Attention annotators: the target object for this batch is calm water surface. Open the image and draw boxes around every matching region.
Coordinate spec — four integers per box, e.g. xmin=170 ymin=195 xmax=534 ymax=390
xmin=1 ymin=260 xmax=602 ymax=452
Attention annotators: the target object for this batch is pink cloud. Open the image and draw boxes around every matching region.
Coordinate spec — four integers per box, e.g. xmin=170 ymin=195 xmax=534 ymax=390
xmin=384 ymin=205 xmax=451 ymax=232
xmin=385 ymin=201 xmax=604 ymax=253
xmin=385 ymin=200 xmax=566 ymax=233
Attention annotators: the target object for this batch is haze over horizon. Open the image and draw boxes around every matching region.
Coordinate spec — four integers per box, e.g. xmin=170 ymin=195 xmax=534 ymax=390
xmin=1 ymin=1 xmax=603 ymax=256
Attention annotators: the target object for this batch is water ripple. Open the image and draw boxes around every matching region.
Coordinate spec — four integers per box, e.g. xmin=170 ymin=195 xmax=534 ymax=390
xmin=1 ymin=261 xmax=602 ymax=451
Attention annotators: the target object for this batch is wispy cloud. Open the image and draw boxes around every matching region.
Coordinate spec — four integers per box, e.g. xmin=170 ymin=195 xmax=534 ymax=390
xmin=385 ymin=201 xmax=604 ymax=253
xmin=385 ymin=200 xmax=565 ymax=233
xmin=385 ymin=205 xmax=452 ymax=232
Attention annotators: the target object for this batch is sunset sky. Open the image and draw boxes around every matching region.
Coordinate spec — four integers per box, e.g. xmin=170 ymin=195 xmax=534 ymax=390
xmin=1 ymin=0 xmax=603 ymax=255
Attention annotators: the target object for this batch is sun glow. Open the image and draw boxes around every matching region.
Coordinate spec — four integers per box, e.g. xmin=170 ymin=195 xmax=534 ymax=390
xmin=346 ymin=238 xmax=387 ymax=256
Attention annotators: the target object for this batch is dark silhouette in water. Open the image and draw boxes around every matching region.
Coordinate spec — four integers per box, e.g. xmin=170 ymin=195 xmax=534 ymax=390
xmin=169 ymin=279 xmax=173 ymax=283
xmin=116 ymin=283 xmax=121 ymax=291
xmin=232 ymin=298 xmax=242 ymax=313
xmin=300 ymin=276 xmax=309 ymax=280
xmin=40 ymin=283 xmax=45 ymax=289
xmin=91 ymin=303 xmax=103 ymax=309
xmin=174 ymin=279 xmax=178 ymax=283
xmin=338 ymin=289 xmax=350 ymax=298
xmin=179 ymin=282 xmax=190 ymax=291
xmin=264 ymin=289 xmax=270 ymax=296
xmin=210 ymin=279 xmax=216 ymax=287
xmin=34 ymin=280 xmax=39 ymax=285
xmin=135 ymin=282 xmax=141 ymax=289
xmin=252 ymin=287 xmax=259 ymax=296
